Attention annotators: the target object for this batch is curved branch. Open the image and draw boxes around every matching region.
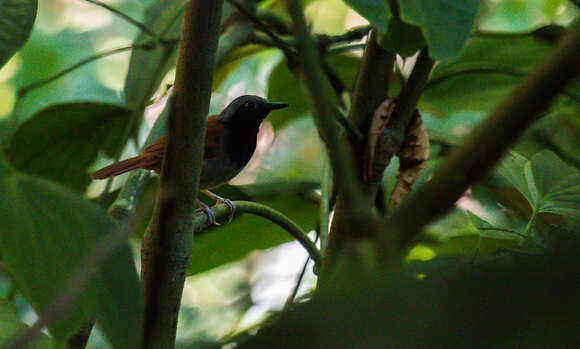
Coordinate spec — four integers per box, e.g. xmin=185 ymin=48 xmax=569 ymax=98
xmin=193 ymin=201 xmax=323 ymax=265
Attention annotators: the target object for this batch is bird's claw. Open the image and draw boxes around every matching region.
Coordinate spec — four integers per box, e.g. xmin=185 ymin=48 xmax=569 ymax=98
xmin=201 ymin=190 xmax=236 ymax=225
xmin=196 ymin=199 xmax=216 ymax=229
xmin=220 ymin=198 xmax=236 ymax=225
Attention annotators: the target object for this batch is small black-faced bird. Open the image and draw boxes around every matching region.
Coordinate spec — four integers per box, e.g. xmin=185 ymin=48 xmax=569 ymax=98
xmin=91 ymin=95 xmax=288 ymax=223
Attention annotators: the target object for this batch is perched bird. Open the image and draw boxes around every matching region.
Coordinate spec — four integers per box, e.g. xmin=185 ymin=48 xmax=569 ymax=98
xmin=91 ymin=95 xmax=288 ymax=224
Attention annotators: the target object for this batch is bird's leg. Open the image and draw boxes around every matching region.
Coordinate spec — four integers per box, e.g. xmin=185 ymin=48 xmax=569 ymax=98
xmin=196 ymin=199 xmax=216 ymax=229
xmin=200 ymin=189 xmax=236 ymax=225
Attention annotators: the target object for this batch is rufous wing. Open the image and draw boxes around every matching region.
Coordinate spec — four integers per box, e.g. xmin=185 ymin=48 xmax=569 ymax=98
xmin=91 ymin=114 xmax=223 ymax=179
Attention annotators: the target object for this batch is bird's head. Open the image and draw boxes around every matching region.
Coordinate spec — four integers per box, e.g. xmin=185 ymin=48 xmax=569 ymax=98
xmin=217 ymin=95 xmax=288 ymax=127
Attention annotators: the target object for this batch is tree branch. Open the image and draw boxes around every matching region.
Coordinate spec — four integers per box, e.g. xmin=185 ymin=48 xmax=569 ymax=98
xmin=384 ymin=25 xmax=580 ymax=260
xmin=284 ymin=0 xmax=368 ymax=212
xmin=139 ymin=1 xmax=224 ymax=347
xmin=364 ymin=48 xmax=434 ymax=195
xmin=192 ymin=201 xmax=322 ymax=265
xmin=347 ymin=29 xmax=396 ymax=163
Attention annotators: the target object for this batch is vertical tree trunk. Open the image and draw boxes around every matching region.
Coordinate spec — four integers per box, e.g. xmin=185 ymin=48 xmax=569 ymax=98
xmin=140 ymin=1 xmax=224 ymax=348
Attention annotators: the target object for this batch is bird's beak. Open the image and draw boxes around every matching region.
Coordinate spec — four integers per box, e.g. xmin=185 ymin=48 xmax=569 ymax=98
xmin=267 ymin=102 xmax=289 ymax=110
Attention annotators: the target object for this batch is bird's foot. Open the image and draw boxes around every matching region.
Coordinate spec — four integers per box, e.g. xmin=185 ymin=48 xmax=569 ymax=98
xmin=201 ymin=189 xmax=236 ymax=225
xmin=196 ymin=199 xmax=216 ymax=229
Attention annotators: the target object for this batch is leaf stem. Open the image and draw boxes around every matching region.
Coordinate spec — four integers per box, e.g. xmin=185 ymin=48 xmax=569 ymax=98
xmin=193 ymin=201 xmax=323 ymax=265
xmin=18 ymin=42 xmax=159 ymax=97
xmin=83 ymin=0 xmax=162 ymax=42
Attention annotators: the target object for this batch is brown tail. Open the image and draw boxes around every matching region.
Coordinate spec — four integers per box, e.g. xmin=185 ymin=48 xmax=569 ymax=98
xmin=91 ymin=156 xmax=144 ymax=179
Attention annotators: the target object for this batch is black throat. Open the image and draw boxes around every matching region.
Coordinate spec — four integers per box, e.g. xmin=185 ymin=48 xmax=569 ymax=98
xmin=222 ymin=124 xmax=259 ymax=166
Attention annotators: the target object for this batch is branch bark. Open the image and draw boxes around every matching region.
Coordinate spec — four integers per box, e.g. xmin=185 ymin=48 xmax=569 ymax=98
xmin=322 ymin=30 xmax=395 ymax=275
xmin=383 ymin=25 xmax=580 ymax=261
xmin=140 ymin=1 xmax=224 ymax=347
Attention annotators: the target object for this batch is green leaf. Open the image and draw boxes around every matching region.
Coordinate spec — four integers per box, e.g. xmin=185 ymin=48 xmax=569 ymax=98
xmin=0 ymin=159 xmax=143 ymax=347
xmin=124 ymin=1 xmax=234 ymax=106
xmin=0 ymin=0 xmax=37 ymax=69
xmin=267 ymin=54 xmax=362 ymax=129
xmin=123 ymin=0 xmax=182 ymax=106
xmin=398 ymin=0 xmax=478 ymax=60
xmin=0 ymin=297 xmax=50 ymax=348
xmin=497 ymin=152 xmax=534 ymax=206
xmin=5 ymin=102 xmax=133 ymax=193
xmin=421 ymin=27 xmax=580 ymax=118
xmin=527 ymin=151 xmax=580 ymax=219
xmin=187 ymin=192 xmax=318 ymax=275
xmin=377 ymin=16 xmax=426 ymax=57
xmin=498 ymin=151 xmax=580 ymax=220
xmin=341 ymin=0 xmax=391 ymax=32
xmin=254 ymin=116 xmax=324 ymax=184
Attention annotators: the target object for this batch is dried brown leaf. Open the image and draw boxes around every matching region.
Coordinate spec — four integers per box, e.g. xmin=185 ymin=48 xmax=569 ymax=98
xmin=390 ymin=111 xmax=430 ymax=207
xmin=363 ymin=99 xmax=395 ymax=183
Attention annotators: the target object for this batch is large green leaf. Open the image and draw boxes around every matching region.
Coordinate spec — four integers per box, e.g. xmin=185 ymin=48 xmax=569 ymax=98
xmin=0 ymin=156 xmax=142 ymax=348
xmin=398 ymin=0 xmax=478 ymax=60
xmin=421 ymin=27 xmax=580 ymax=119
xmin=0 ymin=0 xmax=37 ymax=69
xmin=5 ymin=102 xmax=133 ymax=193
xmin=342 ymin=0 xmax=390 ymax=32
xmin=123 ymin=1 xmax=234 ymax=106
xmin=377 ymin=16 xmax=426 ymax=57
xmin=267 ymin=54 xmax=362 ymax=129
xmin=498 ymin=151 xmax=580 ymax=220
xmin=0 ymin=297 xmax=50 ymax=348
xmin=123 ymin=0 xmax=183 ymax=106
xmin=526 ymin=151 xmax=580 ymax=219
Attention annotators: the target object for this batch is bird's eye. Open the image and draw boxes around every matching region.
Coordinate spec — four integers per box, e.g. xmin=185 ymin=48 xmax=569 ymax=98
xmin=244 ymin=101 xmax=256 ymax=110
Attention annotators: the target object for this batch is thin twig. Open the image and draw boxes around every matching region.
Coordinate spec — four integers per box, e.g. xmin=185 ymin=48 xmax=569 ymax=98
xmin=83 ymin=0 xmax=162 ymax=42
xmin=18 ymin=42 xmax=159 ymax=97
xmin=284 ymin=0 xmax=368 ymax=211
xmin=227 ymin=0 xmax=293 ymax=55
xmin=327 ymin=44 xmax=366 ymax=55
xmin=193 ymin=201 xmax=323 ymax=265
xmin=283 ymin=233 xmax=319 ymax=310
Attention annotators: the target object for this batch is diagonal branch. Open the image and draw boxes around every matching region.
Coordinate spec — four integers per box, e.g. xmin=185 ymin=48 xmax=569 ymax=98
xmin=384 ymin=25 xmax=580 ymax=258
xmin=284 ymin=0 xmax=368 ymax=212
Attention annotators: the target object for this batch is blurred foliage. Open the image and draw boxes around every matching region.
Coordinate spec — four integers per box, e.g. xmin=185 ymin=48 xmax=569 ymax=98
xmin=0 ymin=0 xmax=578 ymax=348
xmin=0 ymin=154 xmax=142 ymax=348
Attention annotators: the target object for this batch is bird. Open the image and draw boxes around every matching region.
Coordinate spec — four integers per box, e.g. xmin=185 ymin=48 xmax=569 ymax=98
xmin=91 ymin=95 xmax=288 ymax=225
